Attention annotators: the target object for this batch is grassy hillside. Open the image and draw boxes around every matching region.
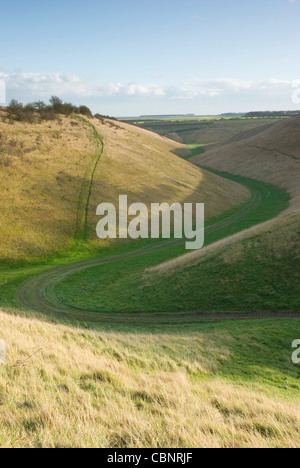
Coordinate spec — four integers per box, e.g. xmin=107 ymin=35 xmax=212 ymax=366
xmin=0 ymin=111 xmax=299 ymax=449
xmin=128 ymin=117 xmax=286 ymax=146
xmin=140 ymin=212 xmax=300 ymax=312
xmin=139 ymin=116 xmax=300 ymax=312
xmin=0 ymin=112 xmax=248 ymax=264
xmin=191 ymin=115 xmax=300 ymax=213
xmin=0 ymin=310 xmax=299 ymax=448
xmin=52 ymin=175 xmax=289 ymax=316
xmin=48 ymin=116 xmax=300 ymax=317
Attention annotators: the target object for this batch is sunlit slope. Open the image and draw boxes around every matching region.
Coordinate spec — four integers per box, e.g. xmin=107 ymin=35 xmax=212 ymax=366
xmin=0 ymin=309 xmax=299 ymax=448
xmin=0 ymin=113 xmax=249 ymax=263
xmin=191 ymin=115 xmax=300 ymax=213
xmin=86 ymin=118 xmax=249 ymax=237
xmin=143 ymin=212 xmax=300 ymax=312
xmin=0 ymin=114 xmax=96 ymax=262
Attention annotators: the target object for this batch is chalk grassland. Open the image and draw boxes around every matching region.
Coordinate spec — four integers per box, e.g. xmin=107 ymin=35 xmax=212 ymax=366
xmin=87 ymin=118 xmax=249 ymax=236
xmin=0 ymin=113 xmax=248 ymax=263
xmin=0 ymin=113 xmax=299 ymax=449
xmin=54 ymin=194 xmax=298 ymax=315
xmin=153 ymin=116 xmax=300 ymax=274
xmin=0 ymin=310 xmax=299 ymax=448
xmin=59 ymin=115 xmax=299 ymax=315
xmin=128 ymin=117 xmax=285 ymax=145
xmin=0 ymin=115 xmax=94 ymax=262
xmin=191 ymin=115 xmax=300 ymax=213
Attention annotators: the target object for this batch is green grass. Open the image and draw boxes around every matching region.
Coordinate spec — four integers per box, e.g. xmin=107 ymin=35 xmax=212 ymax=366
xmin=183 ymin=144 xmax=220 ymax=159
xmin=172 ymin=318 xmax=300 ymax=395
xmin=53 ymin=173 xmax=290 ymax=315
xmin=0 ymin=168 xmax=290 ymax=322
xmin=139 ymin=221 xmax=300 ymax=313
xmin=184 ymin=144 xmax=208 ymax=158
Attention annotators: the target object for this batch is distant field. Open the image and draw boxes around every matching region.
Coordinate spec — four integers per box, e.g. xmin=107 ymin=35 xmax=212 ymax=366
xmin=122 ymin=115 xmax=232 ymax=122
xmin=122 ymin=115 xmax=288 ymax=122
xmin=125 ymin=117 xmax=287 ymax=145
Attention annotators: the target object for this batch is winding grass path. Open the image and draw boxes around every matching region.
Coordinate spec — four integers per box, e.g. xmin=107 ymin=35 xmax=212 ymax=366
xmin=15 ymin=161 xmax=291 ymax=325
xmin=74 ymin=117 xmax=104 ymax=241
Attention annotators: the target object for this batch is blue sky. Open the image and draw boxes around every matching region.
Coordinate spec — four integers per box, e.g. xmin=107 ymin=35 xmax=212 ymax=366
xmin=1 ymin=0 xmax=300 ymax=115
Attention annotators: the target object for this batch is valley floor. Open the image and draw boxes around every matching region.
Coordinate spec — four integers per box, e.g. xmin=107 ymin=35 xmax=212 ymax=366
xmin=0 ymin=116 xmax=299 ymax=448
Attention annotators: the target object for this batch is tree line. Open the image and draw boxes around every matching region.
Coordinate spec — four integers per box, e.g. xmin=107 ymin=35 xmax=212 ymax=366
xmin=244 ymin=111 xmax=300 ymax=118
xmin=2 ymin=97 xmax=115 ymax=123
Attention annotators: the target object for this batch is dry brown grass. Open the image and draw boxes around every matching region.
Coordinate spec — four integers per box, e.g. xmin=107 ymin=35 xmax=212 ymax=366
xmin=0 ymin=310 xmax=299 ymax=448
xmin=0 ymin=116 xmax=96 ymax=261
xmin=154 ymin=116 xmax=300 ymax=273
xmin=0 ymin=114 xmax=249 ymax=263
xmin=87 ymin=117 xmax=249 ymax=236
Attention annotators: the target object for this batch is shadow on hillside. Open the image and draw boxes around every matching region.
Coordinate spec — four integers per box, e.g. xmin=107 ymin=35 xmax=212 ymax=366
xmin=4 ymin=155 xmax=298 ymax=390
xmin=171 ymin=147 xmax=192 ymax=158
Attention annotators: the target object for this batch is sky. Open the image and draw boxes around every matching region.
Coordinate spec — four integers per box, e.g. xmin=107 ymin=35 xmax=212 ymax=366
xmin=1 ymin=0 xmax=300 ymax=116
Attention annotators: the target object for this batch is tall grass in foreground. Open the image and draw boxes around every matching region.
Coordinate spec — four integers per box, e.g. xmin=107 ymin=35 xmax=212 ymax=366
xmin=0 ymin=310 xmax=299 ymax=448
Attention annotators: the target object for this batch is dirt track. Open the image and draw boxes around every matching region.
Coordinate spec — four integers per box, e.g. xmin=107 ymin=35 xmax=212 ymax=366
xmin=74 ymin=117 xmax=104 ymax=241
xmin=16 ymin=169 xmax=297 ymax=325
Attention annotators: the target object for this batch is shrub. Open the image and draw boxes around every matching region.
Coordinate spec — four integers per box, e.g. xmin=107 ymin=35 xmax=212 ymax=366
xmin=79 ymin=105 xmax=92 ymax=117
xmin=4 ymin=97 xmax=114 ymax=124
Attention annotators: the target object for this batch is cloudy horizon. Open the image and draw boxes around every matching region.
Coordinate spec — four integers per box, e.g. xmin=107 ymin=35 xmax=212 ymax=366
xmin=1 ymin=0 xmax=300 ymax=116
xmin=1 ymin=71 xmax=300 ymax=116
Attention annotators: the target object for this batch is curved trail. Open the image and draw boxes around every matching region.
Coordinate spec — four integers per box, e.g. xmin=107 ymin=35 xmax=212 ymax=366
xmin=74 ymin=117 xmax=104 ymax=241
xmin=15 ymin=158 xmax=295 ymax=325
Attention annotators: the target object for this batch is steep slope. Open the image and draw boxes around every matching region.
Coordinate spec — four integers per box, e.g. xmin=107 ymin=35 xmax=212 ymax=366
xmin=130 ymin=118 xmax=285 ymax=145
xmin=144 ymin=116 xmax=300 ymax=312
xmin=0 ymin=309 xmax=299 ymax=448
xmin=0 ymin=113 xmax=249 ymax=263
xmin=191 ymin=115 xmax=300 ymax=213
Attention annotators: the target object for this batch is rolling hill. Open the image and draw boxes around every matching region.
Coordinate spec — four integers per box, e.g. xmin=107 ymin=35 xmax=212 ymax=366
xmin=145 ymin=116 xmax=300 ymax=312
xmin=0 ymin=111 xmax=299 ymax=448
xmin=191 ymin=115 xmax=300 ymax=211
xmin=0 ymin=112 xmax=248 ymax=263
xmin=127 ymin=117 xmax=286 ymax=146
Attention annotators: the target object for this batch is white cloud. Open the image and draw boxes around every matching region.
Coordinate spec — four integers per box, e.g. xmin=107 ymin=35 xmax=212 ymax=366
xmin=184 ymin=78 xmax=300 ymax=95
xmin=0 ymin=72 xmax=299 ymax=107
xmin=0 ymin=72 xmax=168 ymax=100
